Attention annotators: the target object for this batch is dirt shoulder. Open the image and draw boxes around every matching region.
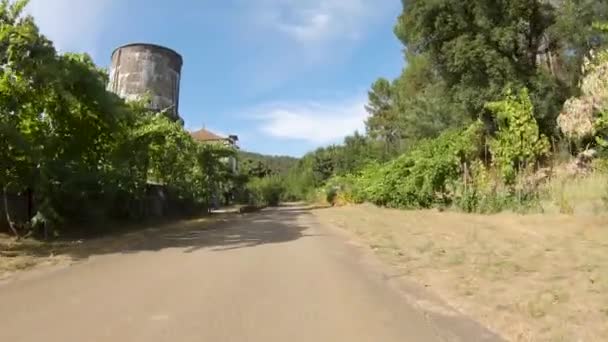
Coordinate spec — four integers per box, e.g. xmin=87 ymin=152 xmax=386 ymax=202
xmin=312 ymin=204 xmax=608 ymax=342
xmin=0 ymin=216 xmax=221 ymax=282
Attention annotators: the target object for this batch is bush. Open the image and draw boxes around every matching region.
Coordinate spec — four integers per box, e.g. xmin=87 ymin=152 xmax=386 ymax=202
xmin=282 ymin=168 xmax=316 ymax=201
xmin=324 ymin=117 xmax=544 ymax=214
xmin=246 ymin=176 xmax=285 ymax=207
xmin=452 ymin=160 xmax=541 ymax=214
xmin=323 ymin=174 xmax=365 ymax=206
xmin=325 ymin=187 xmax=338 ymax=206
xmin=486 ymin=88 xmax=550 ymax=184
xmin=352 ymin=122 xmax=484 ymax=208
xmin=446 ymin=88 xmax=551 ymax=214
xmin=305 ymin=188 xmax=328 ymax=206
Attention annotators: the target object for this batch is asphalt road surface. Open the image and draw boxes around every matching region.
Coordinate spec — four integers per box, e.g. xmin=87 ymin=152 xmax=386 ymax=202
xmin=0 ymin=205 xmax=502 ymax=342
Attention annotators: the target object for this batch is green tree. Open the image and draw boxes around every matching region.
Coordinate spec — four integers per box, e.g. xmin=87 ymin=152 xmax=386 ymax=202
xmin=487 ymin=88 xmax=550 ymax=183
xmin=0 ymin=0 xmax=130 ymax=231
xmin=335 ymin=132 xmax=374 ymax=175
xmin=395 ymin=0 xmax=567 ymax=134
xmin=0 ymin=0 xmax=232 ymax=234
xmin=392 ymin=53 xmax=469 ymax=145
xmin=365 ymin=54 xmax=468 ymax=157
xmin=238 ymin=151 xmax=298 ymax=177
xmin=311 ymin=149 xmax=335 ymax=186
xmin=365 ymin=78 xmax=400 ymax=154
xmin=548 ymin=0 xmax=608 ymax=88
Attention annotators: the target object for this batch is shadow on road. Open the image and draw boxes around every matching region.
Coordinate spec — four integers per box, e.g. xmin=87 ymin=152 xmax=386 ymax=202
xmin=1 ymin=204 xmax=321 ymax=264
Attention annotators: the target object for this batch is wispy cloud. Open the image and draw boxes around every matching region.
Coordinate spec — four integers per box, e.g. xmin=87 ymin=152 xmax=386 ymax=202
xmin=276 ymin=10 xmax=332 ymax=43
xmin=234 ymin=0 xmax=396 ymax=94
xmin=250 ymin=96 xmax=368 ymax=145
xmin=26 ymin=0 xmax=118 ymax=57
xmin=252 ymin=0 xmax=392 ymax=45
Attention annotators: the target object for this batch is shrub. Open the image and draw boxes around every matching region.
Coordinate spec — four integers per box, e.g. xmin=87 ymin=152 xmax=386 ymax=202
xmin=282 ymin=169 xmax=315 ymax=201
xmin=246 ymin=176 xmax=285 ymax=207
xmin=486 ymin=88 xmax=550 ymax=184
xmin=353 ymin=122 xmax=484 ymax=208
xmin=304 ymin=188 xmax=330 ymax=206
xmin=453 ymin=160 xmax=542 ymax=214
xmin=323 ymin=174 xmax=365 ymax=206
xmin=325 ymin=187 xmax=338 ymax=206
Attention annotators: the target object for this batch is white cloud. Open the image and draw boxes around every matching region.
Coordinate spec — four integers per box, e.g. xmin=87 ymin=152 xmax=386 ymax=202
xmin=26 ymin=0 xmax=118 ymax=56
xmin=253 ymin=0 xmax=392 ymax=45
xmin=276 ymin=11 xmax=332 ymax=43
xmin=252 ymin=96 xmax=368 ymax=144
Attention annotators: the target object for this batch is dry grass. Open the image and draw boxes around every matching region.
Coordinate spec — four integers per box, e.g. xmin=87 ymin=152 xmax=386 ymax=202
xmin=541 ymin=172 xmax=608 ymax=215
xmin=313 ymin=204 xmax=608 ymax=342
xmin=0 ymin=237 xmax=74 ymax=280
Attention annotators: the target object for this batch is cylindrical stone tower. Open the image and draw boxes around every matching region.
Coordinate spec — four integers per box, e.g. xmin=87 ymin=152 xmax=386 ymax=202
xmin=108 ymin=43 xmax=183 ymax=121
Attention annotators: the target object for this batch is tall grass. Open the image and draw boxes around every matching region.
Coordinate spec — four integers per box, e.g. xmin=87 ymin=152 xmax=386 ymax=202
xmin=541 ymin=171 xmax=608 ymax=215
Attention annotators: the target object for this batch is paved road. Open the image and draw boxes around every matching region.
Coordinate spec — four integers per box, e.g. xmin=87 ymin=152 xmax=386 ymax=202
xmin=0 ymin=206 xmax=501 ymax=342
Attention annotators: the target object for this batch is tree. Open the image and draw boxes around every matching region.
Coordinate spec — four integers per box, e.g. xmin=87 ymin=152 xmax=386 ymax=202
xmin=365 ymin=52 xmax=469 ymax=156
xmin=336 ymin=132 xmax=374 ymax=175
xmin=0 ymin=0 xmax=55 ymax=191
xmin=238 ymin=151 xmax=298 ymax=177
xmin=394 ymin=0 xmax=567 ymax=135
xmin=548 ymin=0 xmax=608 ymax=88
xmin=365 ymin=78 xmax=400 ymax=154
xmin=0 ymin=0 xmax=232 ymax=234
xmin=241 ymin=159 xmax=273 ymax=178
xmin=311 ymin=149 xmax=336 ymax=186
xmin=393 ymin=53 xmax=469 ymax=144
xmin=487 ymin=88 xmax=550 ymax=184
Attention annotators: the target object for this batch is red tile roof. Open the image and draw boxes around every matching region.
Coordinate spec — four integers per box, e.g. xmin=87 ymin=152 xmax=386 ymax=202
xmin=190 ymin=128 xmax=227 ymax=142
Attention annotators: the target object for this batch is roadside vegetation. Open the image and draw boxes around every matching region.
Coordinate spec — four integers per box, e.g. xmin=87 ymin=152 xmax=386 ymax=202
xmin=3 ymin=0 xmax=608 ymax=338
xmin=268 ymin=1 xmax=608 ymax=217
xmin=274 ymin=2 xmax=608 ymax=340
xmin=235 ymin=152 xmax=295 ymax=207
xmin=0 ymin=0 xmax=236 ymax=239
xmin=238 ymin=151 xmax=298 ymax=179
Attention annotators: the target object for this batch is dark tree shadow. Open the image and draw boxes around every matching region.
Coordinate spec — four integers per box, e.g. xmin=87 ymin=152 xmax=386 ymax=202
xmin=1 ymin=204 xmax=322 ymax=263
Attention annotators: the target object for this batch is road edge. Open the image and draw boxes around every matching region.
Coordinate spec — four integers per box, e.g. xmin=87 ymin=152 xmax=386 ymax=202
xmin=310 ymin=208 xmax=506 ymax=342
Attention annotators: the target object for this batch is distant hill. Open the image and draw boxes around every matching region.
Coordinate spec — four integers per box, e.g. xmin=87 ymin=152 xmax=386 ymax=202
xmin=238 ymin=151 xmax=299 ymax=177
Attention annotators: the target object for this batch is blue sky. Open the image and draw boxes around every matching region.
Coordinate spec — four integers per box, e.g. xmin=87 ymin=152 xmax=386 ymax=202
xmin=27 ymin=0 xmax=404 ymax=157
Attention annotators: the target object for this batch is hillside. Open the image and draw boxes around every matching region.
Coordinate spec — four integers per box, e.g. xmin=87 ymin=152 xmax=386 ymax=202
xmin=238 ymin=151 xmax=299 ymax=177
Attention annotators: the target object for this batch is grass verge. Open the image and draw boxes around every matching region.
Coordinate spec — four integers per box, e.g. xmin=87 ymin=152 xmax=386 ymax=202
xmin=313 ymin=204 xmax=608 ymax=341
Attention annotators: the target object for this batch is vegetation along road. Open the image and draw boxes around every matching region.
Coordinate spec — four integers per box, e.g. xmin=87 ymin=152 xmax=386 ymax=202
xmin=3 ymin=1 xmax=608 ymax=341
xmin=0 ymin=205 xmax=502 ymax=342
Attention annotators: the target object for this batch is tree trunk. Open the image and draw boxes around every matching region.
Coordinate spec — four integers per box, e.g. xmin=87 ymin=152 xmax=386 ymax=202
xmin=3 ymin=185 xmax=20 ymax=239
xmin=27 ymin=187 xmax=33 ymax=222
